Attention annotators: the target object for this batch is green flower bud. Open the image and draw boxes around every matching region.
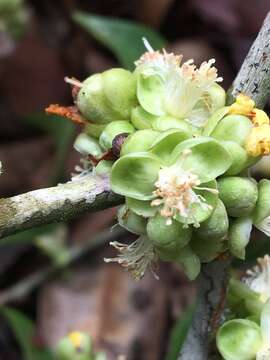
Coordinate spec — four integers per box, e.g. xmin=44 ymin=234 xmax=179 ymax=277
xmin=146 ymin=213 xmax=192 ymax=259
xmin=131 ymin=106 xmax=156 ymax=129
xmin=253 ymin=179 xmax=270 ymax=236
xmin=229 ymin=216 xmax=252 ymax=259
xmin=74 ymin=133 xmax=103 ymax=157
xmin=54 ymin=331 xmax=93 ymax=360
xmin=176 ymin=245 xmax=201 ymax=280
xmin=120 ymin=129 xmax=159 ymax=156
xmin=221 ymin=141 xmax=248 ymax=176
xmin=194 ymin=199 xmax=229 ymax=240
xmin=77 ymin=74 xmax=119 ymax=124
xmin=94 ymin=160 xmax=113 ymax=176
xmin=216 ymin=319 xmax=263 ymax=360
xmin=85 ymin=123 xmax=106 ymax=139
xmin=117 ymin=205 xmax=146 ymax=235
xmin=102 ymin=68 xmax=137 ymax=119
xmin=99 ymin=121 xmax=134 ymax=150
xmin=211 ymin=114 xmax=253 ymax=146
xmin=218 ymin=177 xmax=258 ymax=217
xmin=190 ymin=234 xmax=226 ymax=263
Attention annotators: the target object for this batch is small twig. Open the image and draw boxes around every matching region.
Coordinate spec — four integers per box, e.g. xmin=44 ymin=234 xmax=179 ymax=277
xmin=0 ymin=174 xmax=123 ymax=239
xmin=0 ymin=227 xmax=125 ymax=305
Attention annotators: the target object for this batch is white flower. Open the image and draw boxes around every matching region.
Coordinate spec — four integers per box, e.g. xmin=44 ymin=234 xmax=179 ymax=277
xmin=150 ymin=150 xmax=217 ymax=227
xmin=244 ymin=255 xmax=270 ymax=303
xmin=135 ymin=39 xmax=223 ymax=127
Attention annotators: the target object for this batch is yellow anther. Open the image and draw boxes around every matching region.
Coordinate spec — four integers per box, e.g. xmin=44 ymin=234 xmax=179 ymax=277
xmin=251 ymin=108 xmax=269 ymax=126
xmin=68 ymin=331 xmax=83 ymax=348
xmin=245 ymin=124 xmax=270 ymax=156
xmin=228 ymin=93 xmax=255 ymax=116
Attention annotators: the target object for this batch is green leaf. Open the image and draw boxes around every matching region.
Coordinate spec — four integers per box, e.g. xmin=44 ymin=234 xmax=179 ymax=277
xmin=216 ymin=319 xmax=262 ymax=360
xmin=1 ymin=307 xmax=53 ymax=360
xmin=165 ymin=303 xmax=196 ymax=360
xmin=72 ymin=11 xmax=166 ymax=69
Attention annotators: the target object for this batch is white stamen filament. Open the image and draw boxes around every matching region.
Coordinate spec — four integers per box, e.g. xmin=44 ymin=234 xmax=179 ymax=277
xmin=64 ymin=76 xmax=83 ymax=88
xmin=142 ymin=37 xmax=154 ymax=53
xmin=151 ymin=154 xmax=214 ymax=227
xmin=104 ymin=237 xmax=158 ymax=280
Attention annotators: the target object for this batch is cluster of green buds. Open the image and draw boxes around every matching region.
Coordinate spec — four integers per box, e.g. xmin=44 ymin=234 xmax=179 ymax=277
xmin=0 ymin=0 xmax=27 ymax=39
xmin=54 ymin=331 xmax=106 ymax=360
xmin=217 ymin=255 xmax=270 ymax=359
xmin=67 ymin=40 xmax=270 ymax=281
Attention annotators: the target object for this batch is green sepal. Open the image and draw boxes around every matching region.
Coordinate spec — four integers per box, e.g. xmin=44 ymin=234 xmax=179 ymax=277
xmin=73 ymin=133 xmax=103 ymax=157
xmin=194 ymin=199 xmax=229 ymax=240
xmin=229 ymin=216 xmax=252 ymax=259
xmin=147 ymin=214 xmax=192 ymax=253
xmin=99 ymin=120 xmax=134 ymax=150
xmin=176 ymin=245 xmax=201 ymax=280
xmin=120 ymin=129 xmax=159 ymax=156
xmin=149 ymin=128 xmax=191 ymax=163
xmin=131 ymin=106 xmax=157 ymax=129
xmin=218 ymin=177 xmax=258 ymax=217
xmin=117 ymin=205 xmax=147 ymax=235
xmin=202 ymin=106 xmax=229 ymax=136
xmin=137 ymin=70 xmax=165 ymax=116
xmin=211 ymin=114 xmax=253 ymax=146
xmin=216 ymin=319 xmax=263 ymax=360
xmin=111 ymin=152 xmax=161 ymax=200
xmin=126 ymin=197 xmax=157 ymax=217
xmin=171 ymin=137 xmax=232 ymax=183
